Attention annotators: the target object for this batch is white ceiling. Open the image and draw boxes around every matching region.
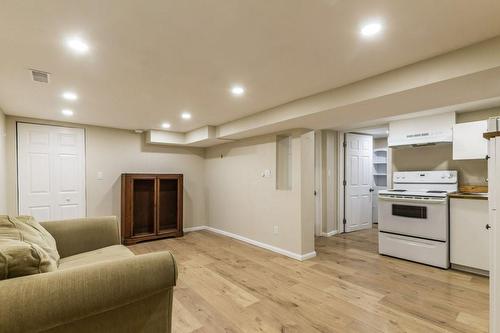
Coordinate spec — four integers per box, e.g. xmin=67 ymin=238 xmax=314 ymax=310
xmin=1 ymin=0 xmax=500 ymax=133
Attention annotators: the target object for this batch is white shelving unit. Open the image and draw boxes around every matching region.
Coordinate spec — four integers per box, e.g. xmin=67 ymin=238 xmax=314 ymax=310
xmin=372 ymin=148 xmax=387 ymax=223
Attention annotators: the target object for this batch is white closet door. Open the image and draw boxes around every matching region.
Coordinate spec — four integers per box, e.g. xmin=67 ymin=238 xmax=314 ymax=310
xmin=344 ymin=133 xmax=373 ymax=232
xmin=17 ymin=123 xmax=86 ymax=221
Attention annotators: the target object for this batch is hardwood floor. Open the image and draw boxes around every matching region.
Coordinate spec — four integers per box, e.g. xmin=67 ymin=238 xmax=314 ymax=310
xmin=128 ymin=227 xmax=489 ymax=332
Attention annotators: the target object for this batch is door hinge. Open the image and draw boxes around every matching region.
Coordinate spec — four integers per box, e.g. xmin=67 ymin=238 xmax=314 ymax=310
xmin=343 ymin=141 xmax=347 ymax=148
xmin=486 ymin=155 xmax=490 ymax=160
xmin=343 ymin=218 xmax=347 ymax=225
xmin=343 ymin=180 xmax=347 ymax=186
xmin=314 ymin=190 xmax=317 ymax=196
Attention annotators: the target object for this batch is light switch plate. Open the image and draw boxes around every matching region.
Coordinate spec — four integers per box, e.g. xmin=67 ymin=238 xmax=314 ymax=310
xmin=273 ymin=225 xmax=279 ymax=235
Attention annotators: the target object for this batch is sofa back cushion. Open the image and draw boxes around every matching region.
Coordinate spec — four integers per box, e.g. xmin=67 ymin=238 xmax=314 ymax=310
xmin=0 ymin=239 xmax=58 ymax=279
xmin=0 ymin=215 xmax=60 ymax=279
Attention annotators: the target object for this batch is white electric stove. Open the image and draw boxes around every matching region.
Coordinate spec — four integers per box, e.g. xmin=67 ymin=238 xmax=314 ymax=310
xmin=378 ymin=170 xmax=458 ymax=268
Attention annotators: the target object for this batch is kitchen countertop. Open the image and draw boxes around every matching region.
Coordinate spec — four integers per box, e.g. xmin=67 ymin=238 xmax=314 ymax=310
xmin=448 ymin=192 xmax=488 ymax=200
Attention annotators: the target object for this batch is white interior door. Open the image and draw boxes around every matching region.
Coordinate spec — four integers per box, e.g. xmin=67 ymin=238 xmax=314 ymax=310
xmin=17 ymin=123 xmax=86 ymax=221
xmin=344 ymin=133 xmax=373 ymax=233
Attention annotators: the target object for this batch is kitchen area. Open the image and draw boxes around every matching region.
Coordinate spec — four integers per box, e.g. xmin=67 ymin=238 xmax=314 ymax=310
xmin=377 ymin=108 xmax=496 ymax=276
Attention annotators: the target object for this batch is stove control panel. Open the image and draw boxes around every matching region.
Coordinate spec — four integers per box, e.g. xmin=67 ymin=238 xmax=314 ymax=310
xmin=393 ymin=171 xmax=457 ymax=184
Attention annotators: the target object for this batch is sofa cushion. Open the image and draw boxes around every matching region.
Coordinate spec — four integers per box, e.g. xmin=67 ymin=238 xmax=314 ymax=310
xmin=0 ymin=215 xmax=60 ymax=266
xmin=59 ymin=245 xmax=134 ymax=270
xmin=0 ymin=239 xmax=58 ymax=280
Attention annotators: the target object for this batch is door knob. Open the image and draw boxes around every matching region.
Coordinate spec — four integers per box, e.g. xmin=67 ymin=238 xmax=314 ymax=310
xmin=369 ymin=188 xmax=375 ymax=192
xmin=486 ymin=224 xmax=491 ymax=230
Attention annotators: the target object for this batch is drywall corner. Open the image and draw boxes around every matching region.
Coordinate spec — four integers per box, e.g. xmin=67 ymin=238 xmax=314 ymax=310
xmin=0 ymin=109 xmax=6 ymax=213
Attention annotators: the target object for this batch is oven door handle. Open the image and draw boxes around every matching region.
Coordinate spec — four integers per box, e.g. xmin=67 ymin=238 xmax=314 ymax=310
xmin=378 ymin=196 xmax=447 ymax=204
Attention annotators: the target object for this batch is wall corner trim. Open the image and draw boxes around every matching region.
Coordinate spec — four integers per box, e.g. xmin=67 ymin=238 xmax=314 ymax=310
xmin=183 ymin=225 xmax=316 ymax=261
xmin=183 ymin=226 xmax=207 ymax=232
xmin=320 ymin=230 xmax=338 ymax=237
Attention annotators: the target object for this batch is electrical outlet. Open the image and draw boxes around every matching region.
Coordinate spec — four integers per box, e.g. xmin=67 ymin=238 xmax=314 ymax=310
xmin=97 ymin=171 xmax=104 ymax=180
xmin=273 ymin=225 xmax=279 ymax=235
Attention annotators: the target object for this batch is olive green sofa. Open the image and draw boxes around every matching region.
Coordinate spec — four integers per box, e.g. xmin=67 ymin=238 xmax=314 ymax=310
xmin=0 ymin=216 xmax=177 ymax=333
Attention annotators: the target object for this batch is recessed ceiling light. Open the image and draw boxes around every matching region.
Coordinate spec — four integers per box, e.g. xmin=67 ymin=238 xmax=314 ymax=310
xmin=61 ymin=109 xmax=74 ymax=116
xmin=66 ymin=37 xmax=89 ymax=54
xmin=231 ymin=85 xmax=245 ymax=96
xmin=360 ymin=22 xmax=382 ymax=37
xmin=181 ymin=112 xmax=192 ymax=120
xmin=62 ymin=91 xmax=78 ymax=101
xmin=161 ymin=122 xmax=171 ymax=129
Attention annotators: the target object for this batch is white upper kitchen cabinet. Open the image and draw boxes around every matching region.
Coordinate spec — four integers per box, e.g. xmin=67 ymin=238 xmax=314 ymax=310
xmin=453 ymin=120 xmax=487 ymax=160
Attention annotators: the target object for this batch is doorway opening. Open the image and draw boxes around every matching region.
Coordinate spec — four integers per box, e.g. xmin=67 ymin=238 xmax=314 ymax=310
xmin=340 ymin=126 xmax=389 ymax=234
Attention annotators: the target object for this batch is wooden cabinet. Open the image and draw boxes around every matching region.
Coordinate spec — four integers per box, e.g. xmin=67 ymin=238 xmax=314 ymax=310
xmin=121 ymin=174 xmax=183 ymax=244
xmin=450 ymin=197 xmax=489 ymax=274
xmin=452 ymin=120 xmax=488 ymax=160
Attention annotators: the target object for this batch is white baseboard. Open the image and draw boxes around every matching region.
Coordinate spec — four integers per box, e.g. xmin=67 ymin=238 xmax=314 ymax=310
xmin=184 ymin=225 xmax=316 ymax=261
xmin=183 ymin=225 xmax=207 ymax=232
xmin=320 ymin=230 xmax=338 ymax=237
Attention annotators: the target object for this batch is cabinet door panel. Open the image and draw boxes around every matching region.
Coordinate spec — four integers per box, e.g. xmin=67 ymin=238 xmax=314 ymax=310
xmin=158 ymin=178 xmax=179 ymax=233
xmin=452 ymin=120 xmax=487 ymax=160
xmin=132 ymin=178 xmax=156 ymax=236
xmin=450 ymin=198 xmax=489 ymax=271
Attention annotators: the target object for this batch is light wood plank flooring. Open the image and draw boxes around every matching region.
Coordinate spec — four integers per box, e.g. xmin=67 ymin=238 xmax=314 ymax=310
xmin=129 ymin=228 xmax=489 ymax=333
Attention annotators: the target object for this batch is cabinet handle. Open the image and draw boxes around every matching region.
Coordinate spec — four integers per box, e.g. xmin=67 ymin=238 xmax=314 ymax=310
xmin=486 ymin=224 xmax=491 ymax=230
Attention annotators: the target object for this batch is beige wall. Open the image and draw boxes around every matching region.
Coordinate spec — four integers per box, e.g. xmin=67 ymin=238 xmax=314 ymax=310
xmin=0 ymin=109 xmax=6 ymax=213
xmin=374 ymin=137 xmax=388 ymax=150
xmin=5 ymin=115 xmax=316 ymax=256
xmin=392 ymin=109 xmax=498 ymax=186
xmin=5 ymin=116 xmax=207 ymax=228
xmin=204 ymin=131 xmax=314 ymax=256
xmin=456 ymin=107 xmax=500 ymax=123
xmin=392 ymin=144 xmax=487 ymax=186
xmin=319 ymin=130 xmax=338 ymax=234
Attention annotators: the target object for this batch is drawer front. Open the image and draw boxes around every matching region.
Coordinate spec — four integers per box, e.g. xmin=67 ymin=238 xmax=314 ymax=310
xmin=379 ymin=232 xmax=449 ymax=268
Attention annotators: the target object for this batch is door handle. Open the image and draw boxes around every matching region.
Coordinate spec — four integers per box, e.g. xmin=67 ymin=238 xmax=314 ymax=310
xmin=369 ymin=188 xmax=375 ymax=192
xmin=486 ymin=224 xmax=491 ymax=230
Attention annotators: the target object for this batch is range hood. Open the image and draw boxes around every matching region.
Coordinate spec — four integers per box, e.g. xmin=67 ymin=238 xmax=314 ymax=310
xmin=388 ymin=112 xmax=456 ymax=148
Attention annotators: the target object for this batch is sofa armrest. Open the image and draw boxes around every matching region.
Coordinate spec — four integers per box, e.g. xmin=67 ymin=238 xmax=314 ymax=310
xmin=41 ymin=216 xmax=121 ymax=258
xmin=0 ymin=251 xmax=177 ymax=333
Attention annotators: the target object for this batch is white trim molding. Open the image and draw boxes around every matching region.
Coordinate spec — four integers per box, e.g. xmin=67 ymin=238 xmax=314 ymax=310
xmin=183 ymin=226 xmax=207 ymax=232
xmin=183 ymin=225 xmax=316 ymax=261
xmin=320 ymin=230 xmax=338 ymax=237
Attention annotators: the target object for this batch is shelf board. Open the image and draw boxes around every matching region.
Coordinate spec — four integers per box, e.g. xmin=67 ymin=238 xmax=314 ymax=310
xmin=373 ymin=173 xmax=387 ymax=176
xmin=373 ymin=162 xmax=387 ymax=164
xmin=374 ymin=148 xmax=388 ymax=153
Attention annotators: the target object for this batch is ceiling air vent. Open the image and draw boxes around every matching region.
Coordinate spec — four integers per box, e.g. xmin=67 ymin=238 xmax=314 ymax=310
xmin=30 ymin=69 xmax=50 ymax=83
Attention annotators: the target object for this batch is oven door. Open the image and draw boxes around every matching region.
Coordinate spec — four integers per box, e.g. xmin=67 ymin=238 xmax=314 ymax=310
xmin=378 ymin=195 xmax=448 ymax=241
